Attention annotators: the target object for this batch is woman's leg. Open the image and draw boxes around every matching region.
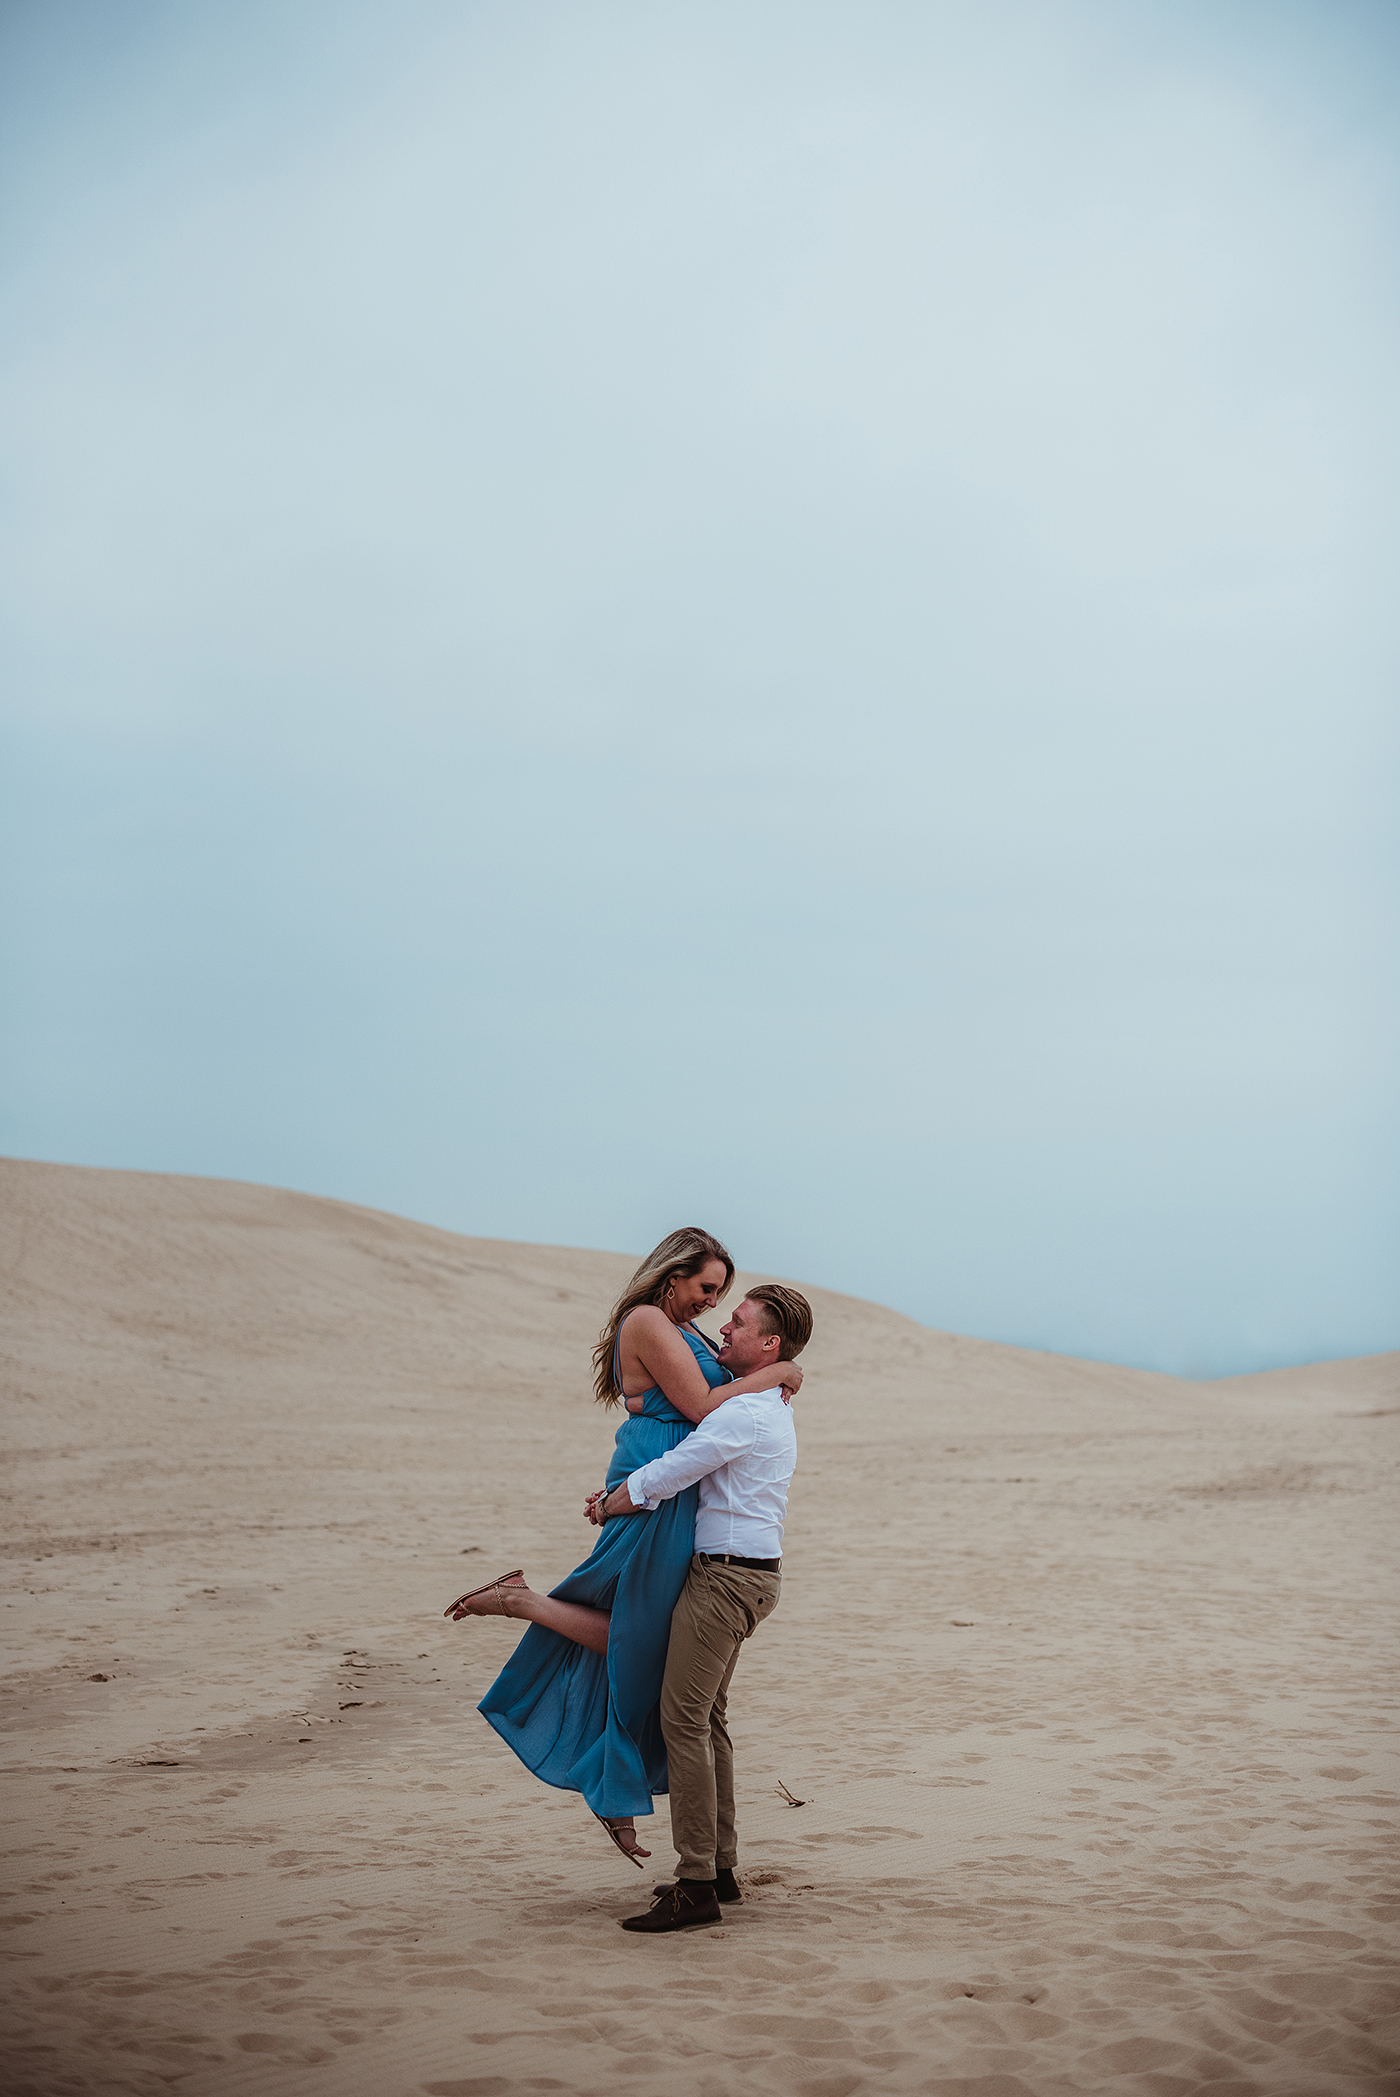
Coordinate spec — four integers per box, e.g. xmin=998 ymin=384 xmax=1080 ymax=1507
xmin=450 ymin=1575 xmax=611 ymax=1656
xmin=452 ymin=1576 xmax=648 ymax=1855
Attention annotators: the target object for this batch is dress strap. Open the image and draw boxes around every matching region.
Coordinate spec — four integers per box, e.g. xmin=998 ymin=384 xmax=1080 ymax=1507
xmin=687 ymin=1323 xmax=721 ymax=1358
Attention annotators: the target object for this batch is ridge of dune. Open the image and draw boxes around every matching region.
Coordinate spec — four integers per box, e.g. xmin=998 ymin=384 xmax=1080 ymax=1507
xmin=2 ymin=1157 xmax=1396 ymax=2097
xmin=1209 ymin=1351 xmax=1400 ymax=1411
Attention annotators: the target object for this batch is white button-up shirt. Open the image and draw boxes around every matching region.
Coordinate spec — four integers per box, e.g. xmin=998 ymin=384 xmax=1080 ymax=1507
xmin=626 ymin=1389 xmax=798 ymax=1560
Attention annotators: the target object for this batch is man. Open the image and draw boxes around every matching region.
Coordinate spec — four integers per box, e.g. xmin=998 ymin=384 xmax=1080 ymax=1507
xmin=587 ymin=1282 xmax=813 ymax=1934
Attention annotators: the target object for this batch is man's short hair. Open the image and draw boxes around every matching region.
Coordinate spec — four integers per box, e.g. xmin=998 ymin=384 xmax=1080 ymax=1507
xmin=745 ymin=1284 xmax=814 ymax=1361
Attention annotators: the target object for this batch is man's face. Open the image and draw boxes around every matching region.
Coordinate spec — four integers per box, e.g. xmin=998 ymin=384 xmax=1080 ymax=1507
xmin=717 ymin=1296 xmax=781 ymax=1377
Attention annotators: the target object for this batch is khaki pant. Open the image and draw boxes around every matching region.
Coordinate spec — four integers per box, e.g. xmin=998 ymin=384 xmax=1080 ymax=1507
xmin=660 ymin=1554 xmax=781 ymax=1880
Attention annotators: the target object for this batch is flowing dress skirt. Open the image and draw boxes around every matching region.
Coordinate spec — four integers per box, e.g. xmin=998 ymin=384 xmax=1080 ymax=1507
xmin=477 ymin=1401 xmax=697 ymax=1819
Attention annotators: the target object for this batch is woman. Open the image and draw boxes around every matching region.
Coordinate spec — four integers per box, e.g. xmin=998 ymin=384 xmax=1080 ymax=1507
xmin=444 ymin=1227 xmax=802 ymax=1865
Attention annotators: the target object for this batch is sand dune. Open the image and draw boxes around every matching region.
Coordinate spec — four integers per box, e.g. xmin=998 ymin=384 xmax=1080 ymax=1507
xmin=2 ymin=1157 xmax=1396 ymax=2095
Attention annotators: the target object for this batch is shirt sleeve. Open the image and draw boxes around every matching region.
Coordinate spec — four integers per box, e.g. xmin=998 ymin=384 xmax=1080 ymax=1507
xmin=625 ymin=1398 xmax=762 ymax=1510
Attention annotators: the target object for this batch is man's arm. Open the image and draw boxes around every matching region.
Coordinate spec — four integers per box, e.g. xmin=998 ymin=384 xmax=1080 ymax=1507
xmin=590 ymin=1478 xmax=641 ymax=1521
xmin=587 ymin=1399 xmax=763 ymax=1524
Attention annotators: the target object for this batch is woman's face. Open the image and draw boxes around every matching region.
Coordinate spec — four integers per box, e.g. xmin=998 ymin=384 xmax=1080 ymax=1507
xmin=666 ymin=1257 xmax=730 ymax=1324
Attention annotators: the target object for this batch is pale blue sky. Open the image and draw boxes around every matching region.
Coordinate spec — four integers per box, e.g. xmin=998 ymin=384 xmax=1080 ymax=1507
xmin=2 ymin=0 xmax=1396 ymax=1375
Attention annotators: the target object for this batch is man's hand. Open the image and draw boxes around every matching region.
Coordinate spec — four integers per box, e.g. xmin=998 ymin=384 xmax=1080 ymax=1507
xmin=585 ymin=1482 xmax=640 ymax=1525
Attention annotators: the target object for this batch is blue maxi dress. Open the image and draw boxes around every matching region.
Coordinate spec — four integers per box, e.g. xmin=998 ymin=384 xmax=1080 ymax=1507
xmin=477 ymin=1326 xmax=730 ymax=1819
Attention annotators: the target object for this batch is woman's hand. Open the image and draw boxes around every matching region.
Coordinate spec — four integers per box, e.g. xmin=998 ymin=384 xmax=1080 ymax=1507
xmin=776 ymin=1360 xmax=803 ymax=1399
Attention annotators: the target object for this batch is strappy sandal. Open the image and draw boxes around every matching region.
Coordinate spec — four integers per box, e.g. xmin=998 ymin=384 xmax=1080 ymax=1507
xmin=443 ymin=1571 xmax=524 ymax=1619
xmin=593 ymin=1812 xmax=649 ymax=1868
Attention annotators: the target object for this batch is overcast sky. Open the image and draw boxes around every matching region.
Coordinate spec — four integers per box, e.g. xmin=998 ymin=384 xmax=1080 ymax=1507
xmin=2 ymin=0 xmax=1396 ymax=1377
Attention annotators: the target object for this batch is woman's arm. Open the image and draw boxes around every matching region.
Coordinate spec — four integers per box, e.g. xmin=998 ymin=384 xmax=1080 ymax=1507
xmin=622 ymin=1307 xmax=802 ymax=1423
xmin=686 ymin=1357 xmax=802 ymax=1420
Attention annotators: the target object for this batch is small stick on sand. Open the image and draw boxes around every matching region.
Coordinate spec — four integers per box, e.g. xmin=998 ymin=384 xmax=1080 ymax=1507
xmin=776 ymin=1780 xmax=806 ymax=1807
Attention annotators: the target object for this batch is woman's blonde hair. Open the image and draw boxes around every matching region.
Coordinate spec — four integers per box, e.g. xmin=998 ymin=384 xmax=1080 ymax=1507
xmin=592 ymin=1227 xmax=735 ymax=1407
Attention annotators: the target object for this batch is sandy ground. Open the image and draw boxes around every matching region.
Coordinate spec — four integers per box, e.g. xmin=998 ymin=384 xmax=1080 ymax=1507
xmin=1 ymin=1158 xmax=1397 ymax=2097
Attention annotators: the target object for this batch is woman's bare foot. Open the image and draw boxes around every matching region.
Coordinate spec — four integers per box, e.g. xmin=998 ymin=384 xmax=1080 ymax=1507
xmin=446 ymin=1575 xmax=613 ymax=1657
xmin=446 ymin=1573 xmax=529 ymax=1621
xmin=597 ymin=1815 xmax=651 ymax=1863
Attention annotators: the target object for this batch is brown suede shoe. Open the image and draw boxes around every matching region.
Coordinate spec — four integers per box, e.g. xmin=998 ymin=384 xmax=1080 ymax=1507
xmin=620 ymin=1879 xmax=722 ymax=1933
xmin=653 ymin=1866 xmax=741 ymax=1904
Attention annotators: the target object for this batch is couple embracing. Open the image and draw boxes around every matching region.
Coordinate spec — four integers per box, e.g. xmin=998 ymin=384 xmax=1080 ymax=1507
xmin=445 ymin=1227 xmax=812 ymax=1935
